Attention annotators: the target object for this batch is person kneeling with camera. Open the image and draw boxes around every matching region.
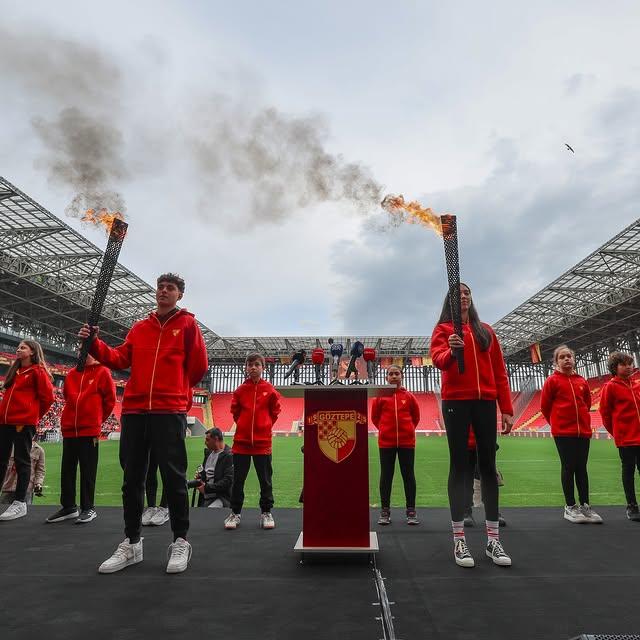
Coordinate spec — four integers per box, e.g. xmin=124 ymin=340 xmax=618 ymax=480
xmin=189 ymin=428 xmax=233 ymax=508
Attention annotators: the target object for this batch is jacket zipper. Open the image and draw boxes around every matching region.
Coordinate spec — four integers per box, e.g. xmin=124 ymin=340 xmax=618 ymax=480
xmin=626 ymin=380 xmax=640 ymax=429
xmin=3 ymin=384 xmax=16 ymax=424
xmin=148 ymin=314 xmax=179 ymax=411
xmin=568 ymin=378 xmax=580 ymax=436
xmin=468 ymin=329 xmax=481 ymax=399
xmin=75 ymin=371 xmax=86 ymax=438
xmin=394 ymin=393 xmax=399 ymax=447
xmin=251 ymin=383 xmax=257 ymax=448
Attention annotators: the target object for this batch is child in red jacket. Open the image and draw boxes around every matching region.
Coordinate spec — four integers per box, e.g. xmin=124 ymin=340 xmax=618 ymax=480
xmin=599 ymin=351 xmax=640 ymax=521
xmin=541 ymin=344 xmax=602 ymax=524
xmin=225 ymin=353 xmax=281 ymax=530
xmin=0 ymin=339 xmax=54 ymax=521
xmin=46 ymin=354 xmax=116 ymax=525
xmin=372 ymin=365 xmax=420 ymax=526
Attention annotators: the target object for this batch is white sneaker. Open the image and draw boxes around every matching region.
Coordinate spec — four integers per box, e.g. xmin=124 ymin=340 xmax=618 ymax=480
xmin=564 ymin=504 xmax=587 ymax=523
xmin=166 ymin=538 xmax=192 ymax=574
xmin=580 ymin=504 xmax=603 ymax=524
xmin=150 ymin=506 xmax=169 ymax=526
xmin=224 ymin=512 xmax=241 ymax=529
xmin=0 ymin=500 xmax=27 ymax=521
xmin=454 ymin=538 xmax=475 ymax=568
xmin=486 ymin=539 xmax=512 ymax=566
xmin=98 ymin=538 xmax=143 ymax=574
xmin=141 ymin=506 xmax=158 ymax=526
xmin=260 ymin=512 xmax=275 ymax=529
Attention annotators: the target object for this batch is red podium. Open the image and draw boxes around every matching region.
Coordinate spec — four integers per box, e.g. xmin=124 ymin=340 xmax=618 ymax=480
xmin=278 ymin=384 xmax=393 ymax=555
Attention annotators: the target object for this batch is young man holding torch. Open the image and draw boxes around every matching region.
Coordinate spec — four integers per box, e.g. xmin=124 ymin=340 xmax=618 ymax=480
xmin=78 ymin=273 xmax=208 ymax=574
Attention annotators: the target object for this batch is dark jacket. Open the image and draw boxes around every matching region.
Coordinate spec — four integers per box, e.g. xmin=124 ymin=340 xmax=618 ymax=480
xmin=197 ymin=444 xmax=234 ymax=507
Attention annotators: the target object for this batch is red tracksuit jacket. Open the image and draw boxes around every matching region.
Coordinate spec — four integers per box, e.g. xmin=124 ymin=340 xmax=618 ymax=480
xmin=599 ymin=375 xmax=640 ymax=447
xmin=61 ymin=364 xmax=117 ymax=438
xmin=430 ymin=322 xmax=514 ymax=415
xmin=371 ymin=387 xmax=420 ymax=448
xmin=231 ymin=378 xmax=281 ymax=455
xmin=0 ymin=364 xmax=55 ymax=426
xmin=540 ymin=370 xmax=592 ymax=438
xmin=90 ymin=308 xmax=209 ymax=414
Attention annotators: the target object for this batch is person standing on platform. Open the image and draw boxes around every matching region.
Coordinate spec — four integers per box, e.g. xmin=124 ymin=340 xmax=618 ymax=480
xmin=599 ymin=351 xmax=640 ymax=521
xmin=372 ymin=365 xmax=421 ymax=526
xmin=541 ymin=345 xmax=603 ymax=525
xmin=46 ymin=353 xmax=116 ymax=525
xmin=430 ymin=283 xmax=514 ymax=568
xmin=0 ymin=339 xmax=55 ymax=521
xmin=79 ymin=273 xmax=208 ymax=574
xmin=224 ymin=353 xmax=281 ymax=530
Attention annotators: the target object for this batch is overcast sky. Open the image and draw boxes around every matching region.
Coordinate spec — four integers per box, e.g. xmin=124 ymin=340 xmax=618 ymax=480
xmin=1 ymin=1 xmax=639 ymax=337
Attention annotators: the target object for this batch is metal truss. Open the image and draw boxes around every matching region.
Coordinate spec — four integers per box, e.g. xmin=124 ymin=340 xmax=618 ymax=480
xmin=206 ymin=335 xmax=429 ymax=364
xmin=494 ymin=217 xmax=640 ymax=363
xmin=0 ymin=177 xmax=220 ymax=353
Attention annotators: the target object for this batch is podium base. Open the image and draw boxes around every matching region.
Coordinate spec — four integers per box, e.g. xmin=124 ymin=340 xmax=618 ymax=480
xmin=293 ymin=532 xmax=379 ymax=554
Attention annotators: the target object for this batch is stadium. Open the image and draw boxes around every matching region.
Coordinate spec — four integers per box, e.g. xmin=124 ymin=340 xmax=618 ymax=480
xmin=2 ymin=175 xmax=640 ymax=639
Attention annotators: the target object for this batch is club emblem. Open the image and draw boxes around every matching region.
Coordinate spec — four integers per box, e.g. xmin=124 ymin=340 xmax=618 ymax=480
xmin=308 ymin=410 xmax=367 ymax=463
xmin=172 ymin=329 xmax=180 ymax=337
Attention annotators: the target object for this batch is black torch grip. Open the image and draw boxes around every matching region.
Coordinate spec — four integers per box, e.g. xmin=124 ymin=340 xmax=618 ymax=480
xmin=77 ymin=327 xmax=97 ymax=372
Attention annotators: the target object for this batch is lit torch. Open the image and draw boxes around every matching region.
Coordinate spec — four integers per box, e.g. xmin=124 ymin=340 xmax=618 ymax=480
xmin=77 ymin=216 xmax=128 ymax=371
xmin=381 ymin=194 xmax=464 ymax=373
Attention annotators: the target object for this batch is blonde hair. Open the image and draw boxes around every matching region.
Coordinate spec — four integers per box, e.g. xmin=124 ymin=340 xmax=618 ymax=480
xmin=2 ymin=339 xmax=52 ymax=389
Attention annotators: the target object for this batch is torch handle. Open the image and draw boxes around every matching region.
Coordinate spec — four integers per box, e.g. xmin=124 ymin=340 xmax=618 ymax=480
xmin=76 ymin=218 xmax=128 ymax=371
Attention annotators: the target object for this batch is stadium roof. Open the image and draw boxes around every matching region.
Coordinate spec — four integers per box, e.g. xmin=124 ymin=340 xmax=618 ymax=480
xmin=494 ymin=216 xmax=640 ymax=363
xmin=0 ymin=177 xmax=220 ymax=354
xmin=208 ymin=336 xmax=430 ymax=364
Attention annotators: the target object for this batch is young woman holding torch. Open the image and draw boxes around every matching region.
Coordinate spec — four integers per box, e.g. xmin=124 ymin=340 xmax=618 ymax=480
xmin=431 ymin=283 xmax=514 ymax=568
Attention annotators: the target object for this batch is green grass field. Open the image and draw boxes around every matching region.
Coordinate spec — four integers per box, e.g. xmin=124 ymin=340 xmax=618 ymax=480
xmin=36 ymin=436 xmax=628 ymax=509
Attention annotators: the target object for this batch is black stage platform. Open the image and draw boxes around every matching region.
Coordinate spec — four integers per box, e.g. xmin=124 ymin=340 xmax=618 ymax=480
xmin=1 ymin=506 xmax=639 ymax=640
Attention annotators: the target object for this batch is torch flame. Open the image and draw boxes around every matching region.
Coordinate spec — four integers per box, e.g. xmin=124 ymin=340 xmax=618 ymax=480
xmin=381 ymin=194 xmax=444 ymax=236
xmin=81 ymin=208 xmax=125 ymax=234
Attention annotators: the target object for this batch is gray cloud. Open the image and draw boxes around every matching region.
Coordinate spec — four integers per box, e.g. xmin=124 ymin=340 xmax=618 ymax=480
xmin=188 ymin=95 xmax=382 ymax=228
xmin=333 ymin=87 xmax=640 ymax=335
xmin=0 ymin=25 xmax=128 ymax=217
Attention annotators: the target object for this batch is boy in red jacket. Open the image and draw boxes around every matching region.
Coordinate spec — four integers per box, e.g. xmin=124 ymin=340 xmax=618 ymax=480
xmin=599 ymin=351 xmax=640 ymax=521
xmin=224 ymin=353 xmax=281 ymax=530
xmin=46 ymin=354 xmax=116 ymax=525
xmin=371 ymin=365 xmax=420 ymax=526
xmin=79 ymin=273 xmax=208 ymax=574
xmin=541 ymin=344 xmax=602 ymax=524
xmin=0 ymin=339 xmax=54 ymax=521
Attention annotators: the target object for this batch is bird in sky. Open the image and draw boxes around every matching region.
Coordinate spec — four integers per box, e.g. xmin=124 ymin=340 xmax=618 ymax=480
xmin=565 ymin=143 xmax=575 ymax=153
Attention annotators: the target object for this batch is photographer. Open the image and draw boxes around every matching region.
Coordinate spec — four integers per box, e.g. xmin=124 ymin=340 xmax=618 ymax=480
xmin=190 ymin=428 xmax=233 ymax=508
xmin=1 ymin=441 xmax=45 ymax=505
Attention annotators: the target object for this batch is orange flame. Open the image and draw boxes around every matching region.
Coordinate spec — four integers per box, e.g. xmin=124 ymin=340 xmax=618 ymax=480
xmin=381 ymin=194 xmax=443 ymax=236
xmin=81 ymin=208 xmax=125 ymax=233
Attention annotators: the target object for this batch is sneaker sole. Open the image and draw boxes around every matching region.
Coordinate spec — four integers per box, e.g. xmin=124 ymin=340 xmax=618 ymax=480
xmin=0 ymin=512 xmax=27 ymax=521
xmin=75 ymin=515 xmax=97 ymax=524
xmin=563 ymin=515 xmax=587 ymax=524
xmin=406 ymin=521 xmax=420 ymax=526
xmin=150 ymin=519 xmax=170 ymax=526
xmin=98 ymin=557 xmax=143 ymax=574
xmin=455 ymin=557 xmax=475 ymax=568
xmin=46 ymin=512 xmax=80 ymax=523
xmin=377 ymin=521 xmax=391 ymax=526
xmin=486 ymin=551 xmax=512 ymax=566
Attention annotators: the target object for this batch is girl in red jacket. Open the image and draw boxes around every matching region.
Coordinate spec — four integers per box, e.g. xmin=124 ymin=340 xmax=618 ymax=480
xmin=431 ymin=283 xmax=513 ymax=568
xmin=0 ymin=339 xmax=54 ymax=521
xmin=599 ymin=351 xmax=640 ymax=521
xmin=46 ymin=354 xmax=116 ymax=525
xmin=225 ymin=353 xmax=281 ymax=531
xmin=372 ymin=365 xmax=421 ymax=526
xmin=541 ymin=345 xmax=602 ymax=524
